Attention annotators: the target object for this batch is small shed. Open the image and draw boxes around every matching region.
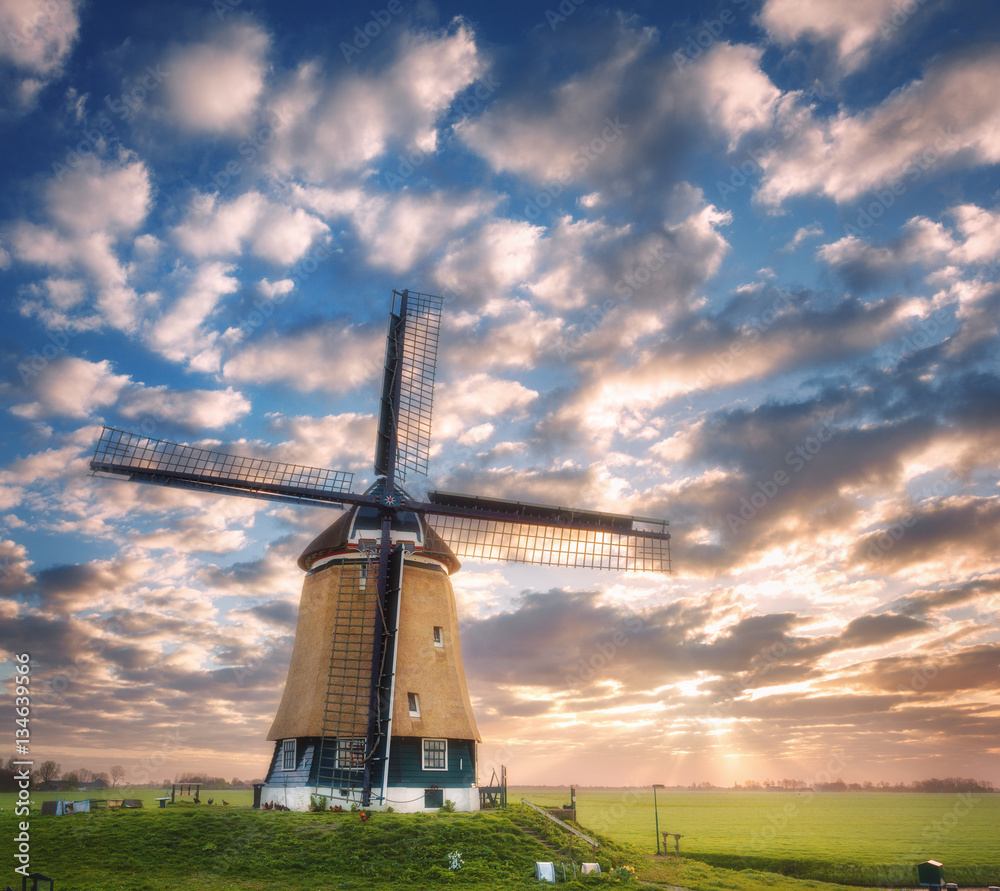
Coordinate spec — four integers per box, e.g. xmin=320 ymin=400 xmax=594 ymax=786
xmin=918 ymin=860 xmax=944 ymax=889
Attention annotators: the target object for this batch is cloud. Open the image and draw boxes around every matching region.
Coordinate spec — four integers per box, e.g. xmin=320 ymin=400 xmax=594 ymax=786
xmin=8 ymin=155 xmax=152 ymax=331
xmin=158 ymin=21 xmax=270 ymax=134
xmin=292 ymin=184 xmax=492 ymax=273
xmin=549 ymin=292 xmax=906 ymax=452
xmin=9 ymin=357 xmax=129 ymax=419
xmin=462 ymin=28 xmax=780 ymax=192
xmin=0 ymin=0 xmax=80 ymax=109
xmin=143 ymin=261 xmax=240 ymax=372
xmin=818 ymin=204 xmax=1000 ymax=290
xmin=5 ymin=355 xmax=251 ymax=428
xmin=837 ymin=613 xmax=932 ymax=649
xmin=45 ymin=155 xmax=152 ymax=235
xmin=444 ymin=299 xmax=565 ymax=372
xmin=434 ymin=372 xmax=538 ymax=444
xmin=0 ymin=537 xmax=34 ymax=594
xmin=116 ymin=385 xmax=251 ymax=431
xmin=222 ymin=321 xmax=385 ymax=394
xmin=758 ymin=0 xmax=904 ymax=72
xmin=758 ymin=48 xmax=1000 ymax=205
xmin=949 ymin=203 xmax=1000 ymax=266
xmin=783 ymin=223 xmax=824 ymax=251
xmin=432 ymin=218 xmax=543 ymax=306
xmin=172 ymin=191 xmax=329 ymax=265
xmin=264 ymin=412 xmax=377 ymax=472
xmin=853 ymin=497 xmax=1000 ymax=574
xmin=265 ymin=20 xmax=481 ymax=181
xmin=890 ymin=577 xmax=1000 ymax=617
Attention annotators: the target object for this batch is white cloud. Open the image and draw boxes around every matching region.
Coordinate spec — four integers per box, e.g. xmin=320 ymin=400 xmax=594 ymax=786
xmin=758 ymin=50 xmax=1000 ymax=206
xmin=950 ymin=203 xmax=1000 ymax=266
xmin=0 ymin=0 xmax=80 ymax=108
xmin=0 ymin=538 xmax=33 ymax=593
xmin=818 ymin=205 xmax=1000 ymax=285
xmin=293 ymin=184 xmax=493 ymax=273
xmin=462 ymin=35 xmax=779 ymax=187
xmin=250 ymin=206 xmax=328 ymax=265
xmin=445 ymin=299 xmax=565 ymax=373
xmin=690 ymin=43 xmax=782 ymax=151
xmin=460 ymin=27 xmax=652 ymax=183
xmin=117 ymin=385 xmax=251 ymax=430
xmin=257 ymin=278 xmax=294 ymax=299
xmin=9 ymin=357 xmax=128 ymax=419
xmin=143 ymin=261 xmax=240 ymax=372
xmin=433 ymin=218 xmax=543 ymax=304
xmin=434 ymin=373 xmax=538 ymax=442
xmin=172 ymin=192 xmax=329 ymax=265
xmin=222 ymin=323 xmax=385 ymax=394
xmin=783 ymin=223 xmax=825 ymax=251
xmin=6 ymin=355 xmax=251 ymax=428
xmin=266 ymin=21 xmax=481 ymax=181
xmin=45 ymin=156 xmax=151 ymax=235
xmin=265 ymin=413 xmax=376 ymax=471
xmin=817 ymin=236 xmax=902 ymax=283
xmin=159 ymin=22 xmax=270 ymax=134
xmin=8 ymin=156 xmax=151 ymax=331
xmin=759 ymin=0 xmax=903 ymax=71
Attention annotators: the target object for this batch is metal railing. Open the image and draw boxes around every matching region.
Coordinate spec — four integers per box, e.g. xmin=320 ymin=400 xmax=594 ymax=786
xmin=520 ymin=798 xmax=599 ymax=850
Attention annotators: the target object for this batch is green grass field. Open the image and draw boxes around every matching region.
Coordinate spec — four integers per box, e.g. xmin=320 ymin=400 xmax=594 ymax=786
xmin=514 ymin=788 xmax=1000 ymax=886
xmin=2 ymin=788 xmax=997 ymax=889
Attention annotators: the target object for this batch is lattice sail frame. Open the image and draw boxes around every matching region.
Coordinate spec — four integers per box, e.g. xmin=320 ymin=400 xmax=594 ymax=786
xmin=91 ymin=427 xmax=354 ymax=498
xmin=423 ymin=513 xmax=670 ymax=572
xmin=374 ymin=289 xmax=443 ymax=484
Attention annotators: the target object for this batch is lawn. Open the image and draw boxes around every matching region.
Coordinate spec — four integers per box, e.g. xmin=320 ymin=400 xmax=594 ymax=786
xmin=514 ymin=788 xmax=1000 ymax=886
xmin=2 ymin=788 xmax=996 ymax=889
xmin=1 ymin=799 xmax=632 ymax=890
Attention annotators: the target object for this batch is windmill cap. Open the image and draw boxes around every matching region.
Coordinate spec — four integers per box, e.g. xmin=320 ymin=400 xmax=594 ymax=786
xmin=297 ymin=508 xmax=461 ymax=574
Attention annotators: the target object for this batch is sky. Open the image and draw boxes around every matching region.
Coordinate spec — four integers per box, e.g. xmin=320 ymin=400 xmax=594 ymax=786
xmin=1 ymin=0 xmax=998 ymax=791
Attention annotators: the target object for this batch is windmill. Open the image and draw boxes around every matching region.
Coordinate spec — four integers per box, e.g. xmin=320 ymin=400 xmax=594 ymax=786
xmin=90 ymin=289 xmax=671 ymax=812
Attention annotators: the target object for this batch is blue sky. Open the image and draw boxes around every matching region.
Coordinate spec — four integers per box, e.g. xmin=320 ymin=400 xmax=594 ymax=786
xmin=1 ymin=0 xmax=999 ymax=790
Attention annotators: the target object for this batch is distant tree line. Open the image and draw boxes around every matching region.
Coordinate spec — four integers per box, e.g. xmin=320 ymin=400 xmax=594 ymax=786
xmin=726 ymin=777 xmax=996 ymax=792
xmin=0 ymin=757 xmax=261 ymax=792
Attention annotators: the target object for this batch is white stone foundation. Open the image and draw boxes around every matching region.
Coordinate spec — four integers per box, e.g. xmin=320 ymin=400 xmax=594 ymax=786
xmin=260 ymin=784 xmax=480 ymax=814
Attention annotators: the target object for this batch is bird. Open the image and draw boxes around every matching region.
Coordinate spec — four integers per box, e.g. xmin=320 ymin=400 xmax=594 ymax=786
xmin=222 ymin=799 xmax=229 ymax=806
xmin=207 ymin=798 xmax=214 ymax=805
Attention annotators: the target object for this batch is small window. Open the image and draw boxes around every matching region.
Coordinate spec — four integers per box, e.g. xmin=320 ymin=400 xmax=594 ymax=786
xmin=281 ymin=739 xmax=296 ymax=770
xmin=433 ymin=626 xmax=443 ymax=646
xmin=407 ymin=692 xmax=420 ymax=717
xmin=422 ymin=738 xmax=447 ymax=770
xmin=336 ymin=738 xmax=365 ymax=770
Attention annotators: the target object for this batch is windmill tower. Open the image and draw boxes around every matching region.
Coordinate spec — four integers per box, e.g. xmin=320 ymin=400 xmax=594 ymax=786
xmin=90 ymin=289 xmax=671 ymax=812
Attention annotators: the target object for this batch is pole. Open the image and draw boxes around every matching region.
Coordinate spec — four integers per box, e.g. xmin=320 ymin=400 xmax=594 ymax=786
xmin=653 ymin=784 xmax=661 ymax=854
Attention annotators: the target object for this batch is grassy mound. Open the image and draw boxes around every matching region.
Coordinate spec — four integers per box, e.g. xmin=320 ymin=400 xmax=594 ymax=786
xmin=7 ymin=798 xmax=993 ymax=890
xmin=3 ymin=803 xmax=642 ymax=890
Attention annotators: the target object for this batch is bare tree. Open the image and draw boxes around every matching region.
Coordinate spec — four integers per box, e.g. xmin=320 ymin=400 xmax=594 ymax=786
xmin=109 ymin=764 xmax=126 ymax=787
xmin=38 ymin=760 xmax=61 ymax=784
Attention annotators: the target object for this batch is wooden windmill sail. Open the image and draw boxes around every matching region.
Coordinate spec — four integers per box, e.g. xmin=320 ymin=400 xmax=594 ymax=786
xmin=90 ymin=289 xmax=671 ymax=811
